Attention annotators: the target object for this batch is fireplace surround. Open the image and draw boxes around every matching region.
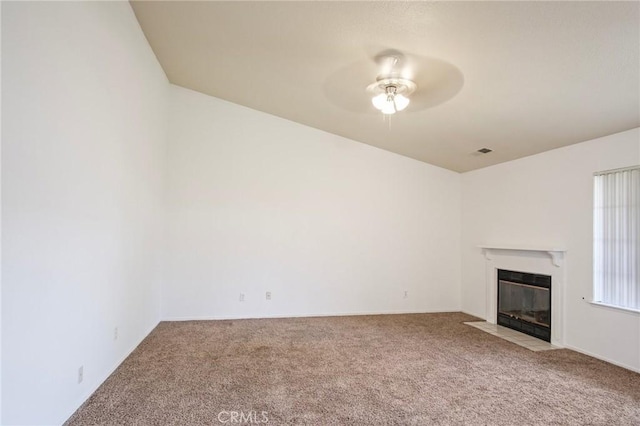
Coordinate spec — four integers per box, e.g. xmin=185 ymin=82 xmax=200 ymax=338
xmin=480 ymin=245 xmax=566 ymax=347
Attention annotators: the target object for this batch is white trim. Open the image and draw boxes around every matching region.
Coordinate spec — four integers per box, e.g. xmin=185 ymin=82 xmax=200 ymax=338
xmin=461 ymin=309 xmax=485 ymax=320
xmin=589 ymin=301 xmax=640 ymax=316
xmin=563 ymin=344 xmax=640 ymax=374
xmin=480 ymin=245 xmax=566 ymax=267
xmin=161 ymin=309 xmax=461 ymax=322
xmin=479 ymin=244 xmax=566 ymax=252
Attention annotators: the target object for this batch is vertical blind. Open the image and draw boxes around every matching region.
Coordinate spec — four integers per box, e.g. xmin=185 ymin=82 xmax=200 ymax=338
xmin=593 ymin=166 xmax=640 ymax=310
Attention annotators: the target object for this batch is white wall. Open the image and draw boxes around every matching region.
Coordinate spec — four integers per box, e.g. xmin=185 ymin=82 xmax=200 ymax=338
xmin=0 ymin=2 xmax=3 ymax=420
xmin=2 ymin=3 xmax=168 ymax=425
xmin=461 ymin=128 xmax=640 ymax=371
xmin=163 ymin=85 xmax=461 ymax=320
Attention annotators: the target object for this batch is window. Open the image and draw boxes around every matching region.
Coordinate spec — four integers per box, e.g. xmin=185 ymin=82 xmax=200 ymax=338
xmin=593 ymin=166 xmax=640 ymax=311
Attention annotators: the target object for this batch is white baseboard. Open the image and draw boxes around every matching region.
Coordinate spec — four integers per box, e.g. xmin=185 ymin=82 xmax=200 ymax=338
xmin=460 ymin=309 xmax=485 ymax=320
xmin=563 ymin=344 xmax=640 ymax=374
xmin=162 ymin=308 xmax=462 ymax=322
xmin=58 ymin=319 xmax=161 ymax=425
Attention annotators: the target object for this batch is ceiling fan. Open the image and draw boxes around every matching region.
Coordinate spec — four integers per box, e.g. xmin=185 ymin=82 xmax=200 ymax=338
xmin=323 ymin=49 xmax=464 ymax=116
xmin=366 ymin=54 xmax=418 ymax=115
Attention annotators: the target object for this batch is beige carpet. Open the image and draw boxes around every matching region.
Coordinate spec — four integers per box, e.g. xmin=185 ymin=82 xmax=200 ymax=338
xmin=65 ymin=313 xmax=640 ymax=425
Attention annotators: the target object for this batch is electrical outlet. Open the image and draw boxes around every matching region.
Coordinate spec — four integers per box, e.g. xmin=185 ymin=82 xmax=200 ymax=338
xmin=239 ymin=293 xmax=245 ymax=302
xmin=404 ymin=290 xmax=408 ymax=299
xmin=78 ymin=366 xmax=84 ymax=384
xmin=266 ymin=291 xmax=271 ymax=301
xmin=114 ymin=327 xmax=118 ymax=341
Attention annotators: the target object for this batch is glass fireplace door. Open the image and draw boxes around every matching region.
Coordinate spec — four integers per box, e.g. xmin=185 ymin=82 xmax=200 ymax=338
xmin=497 ymin=270 xmax=551 ymax=342
xmin=498 ymin=281 xmax=550 ymax=327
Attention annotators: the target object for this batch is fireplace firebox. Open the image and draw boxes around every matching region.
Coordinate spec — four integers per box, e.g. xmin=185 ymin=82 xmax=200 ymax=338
xmin=497 ymin=269 xmax=551 ymax=342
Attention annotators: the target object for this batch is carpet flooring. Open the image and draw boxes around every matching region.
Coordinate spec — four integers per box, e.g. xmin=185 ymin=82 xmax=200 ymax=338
xmin=65 ymin=313 xmax=640 ymax=425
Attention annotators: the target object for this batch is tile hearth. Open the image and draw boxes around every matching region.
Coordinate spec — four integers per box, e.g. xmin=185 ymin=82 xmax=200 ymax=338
xmin=465 ymin=321 xmax=560 ymax=352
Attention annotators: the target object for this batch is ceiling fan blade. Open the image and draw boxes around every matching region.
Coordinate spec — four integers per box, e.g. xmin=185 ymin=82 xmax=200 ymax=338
xmin=406 ymin=56 xmax=465 ymax=112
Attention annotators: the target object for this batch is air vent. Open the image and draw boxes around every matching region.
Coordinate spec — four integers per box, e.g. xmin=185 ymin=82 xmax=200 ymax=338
xmin=477 ymin=148 xmax=492 ymax=154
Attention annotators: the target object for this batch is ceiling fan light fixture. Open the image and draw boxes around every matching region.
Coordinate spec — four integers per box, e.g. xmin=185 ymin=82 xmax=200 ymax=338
xmin=372 ymin=93 xmax=390 ymax=111
xmin=372 ymin=90 xmax=410 ymax=115
xmin=367 ymin=77 xmax=417 ymax=115
xmin=393 ymin=93 xmax=410 ymax=111
xmin=381 ymin=98 xmax=398 ymax=115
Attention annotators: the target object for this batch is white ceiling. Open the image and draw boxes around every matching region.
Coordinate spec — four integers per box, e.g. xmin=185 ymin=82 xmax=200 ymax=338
xmin=131 ymin=1 xmax=639 ymax=172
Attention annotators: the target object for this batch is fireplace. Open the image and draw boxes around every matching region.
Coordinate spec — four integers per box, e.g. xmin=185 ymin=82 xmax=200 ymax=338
xmin=497 ymin=269 xmax=551 ymax=342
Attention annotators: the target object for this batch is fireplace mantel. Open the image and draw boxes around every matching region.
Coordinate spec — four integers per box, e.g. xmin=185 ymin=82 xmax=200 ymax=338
xmin=479 ymin=245 xmax=567 ymax=267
